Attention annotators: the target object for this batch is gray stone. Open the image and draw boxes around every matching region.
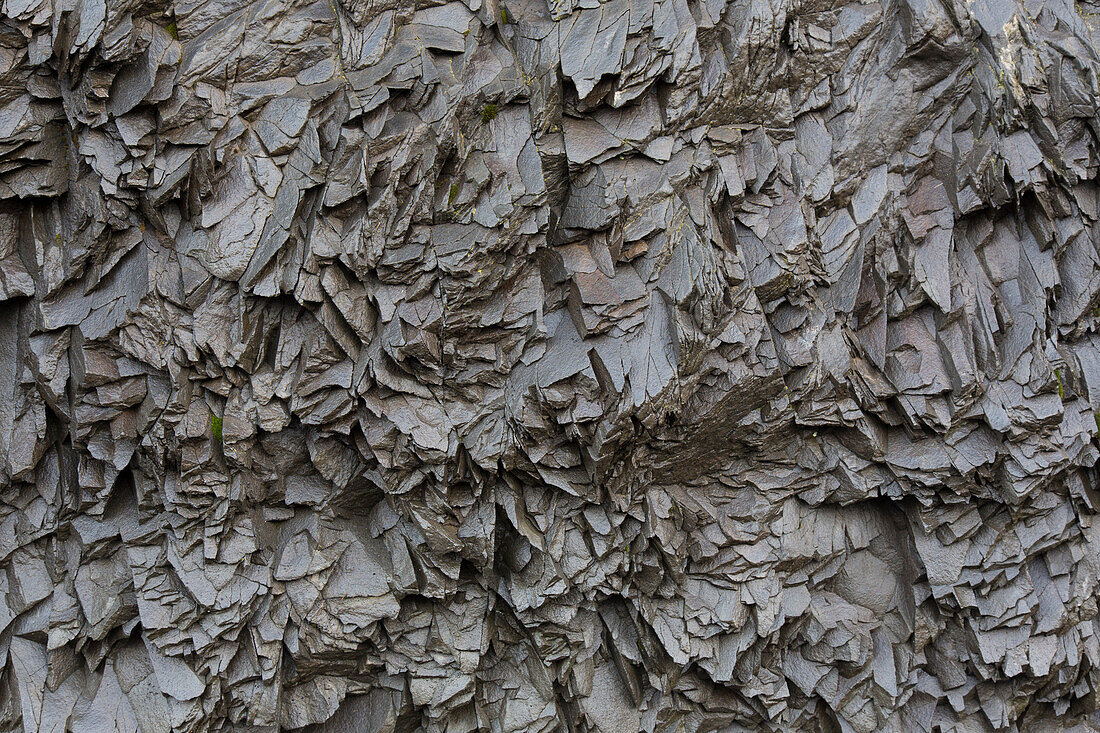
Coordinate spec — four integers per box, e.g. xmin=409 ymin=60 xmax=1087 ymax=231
xmin=2 ymin=0 xmax=1100 ymax=730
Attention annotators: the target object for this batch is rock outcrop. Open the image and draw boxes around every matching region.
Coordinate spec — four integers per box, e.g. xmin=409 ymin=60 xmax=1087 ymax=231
xmin=3 ymin=0 xmax=1100 ymax=730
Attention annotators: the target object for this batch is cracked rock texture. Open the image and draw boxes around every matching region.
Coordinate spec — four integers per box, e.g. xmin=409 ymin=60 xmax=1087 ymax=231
xmin=4 ymin=0 xmax=1100 ymax=730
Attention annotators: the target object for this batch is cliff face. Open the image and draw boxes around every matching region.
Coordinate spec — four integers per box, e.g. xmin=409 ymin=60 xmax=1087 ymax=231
xmin=2 ymin=0 xmax=1100 ymax=730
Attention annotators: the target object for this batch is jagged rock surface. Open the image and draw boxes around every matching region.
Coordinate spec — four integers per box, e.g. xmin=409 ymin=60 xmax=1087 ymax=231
xmin=3 ymin=0 xmax=1100 ymax=730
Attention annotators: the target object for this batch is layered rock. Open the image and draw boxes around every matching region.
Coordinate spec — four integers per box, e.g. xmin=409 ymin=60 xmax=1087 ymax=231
xmin=2 ymin=0 xmax=1100 ymax=730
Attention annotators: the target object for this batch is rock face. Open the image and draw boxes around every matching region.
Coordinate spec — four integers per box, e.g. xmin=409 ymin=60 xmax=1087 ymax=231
xmin=3 ymin=0 xmax=1100 ymax=731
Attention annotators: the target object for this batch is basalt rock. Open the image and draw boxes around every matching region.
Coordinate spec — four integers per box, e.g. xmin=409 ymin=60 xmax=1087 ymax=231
xmin=3 ymin=0 xmax=1100 ymax=731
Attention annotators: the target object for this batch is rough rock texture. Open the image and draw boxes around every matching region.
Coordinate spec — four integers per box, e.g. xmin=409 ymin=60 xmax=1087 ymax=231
xmin=3 ymin=0 xmax=1100 ymax=730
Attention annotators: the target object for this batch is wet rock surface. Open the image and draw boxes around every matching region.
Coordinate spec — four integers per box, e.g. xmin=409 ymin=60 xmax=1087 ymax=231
xmin=3 ymin=0 xmax=1100 ymax=730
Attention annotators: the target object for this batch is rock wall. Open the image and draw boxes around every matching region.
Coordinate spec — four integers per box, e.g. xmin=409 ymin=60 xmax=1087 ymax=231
xmin=3 ymin=0 xmax=1100 ymax=730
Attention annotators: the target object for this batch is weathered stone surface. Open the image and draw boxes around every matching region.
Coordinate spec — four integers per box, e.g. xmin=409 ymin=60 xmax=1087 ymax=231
xmin=2 ymin=0 xmax=1100 ymax=731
